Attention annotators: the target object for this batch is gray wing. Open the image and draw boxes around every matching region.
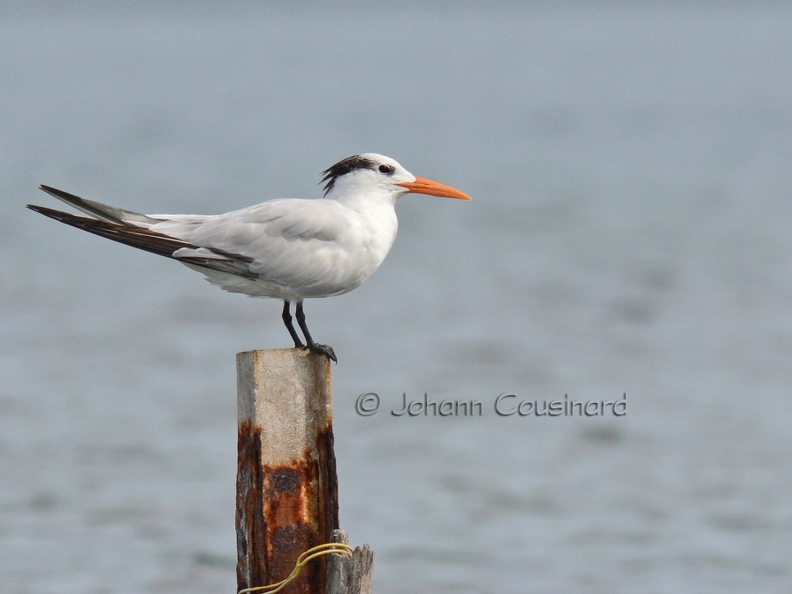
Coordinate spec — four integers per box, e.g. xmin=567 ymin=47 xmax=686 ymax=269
xmin=161 ymin=199 xmax=374 ymax=296
xmin=29 ymin=187 xmax=378 ymax=298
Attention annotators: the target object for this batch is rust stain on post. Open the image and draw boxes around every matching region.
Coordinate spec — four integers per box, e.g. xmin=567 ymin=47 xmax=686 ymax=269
xmin=236 ymin=349 xmax=339 ymax=594
xmin=236 ymin=420 xmax=267 ymax=587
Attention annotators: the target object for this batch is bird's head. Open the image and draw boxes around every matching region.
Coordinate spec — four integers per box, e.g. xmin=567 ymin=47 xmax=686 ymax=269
xmin=321 ymin=153 xmax=471 ymax=204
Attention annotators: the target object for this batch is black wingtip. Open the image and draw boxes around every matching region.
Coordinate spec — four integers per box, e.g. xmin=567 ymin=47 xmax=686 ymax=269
xmin=27 ymin=203 xmax=52 ymax=214
xmin=38 ymin=184 xmax=78 ymax=202
xmin=26 ymin=203 xmax=72 ymax=222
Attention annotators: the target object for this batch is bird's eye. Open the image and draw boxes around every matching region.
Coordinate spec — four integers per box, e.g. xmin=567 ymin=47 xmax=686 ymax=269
xmin=378 ymin=164 xmax=395 ymax=175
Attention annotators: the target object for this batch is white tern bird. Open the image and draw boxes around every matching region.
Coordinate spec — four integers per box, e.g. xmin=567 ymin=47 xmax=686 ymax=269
xmin=28 ymin=153 xmax=471 ymax=362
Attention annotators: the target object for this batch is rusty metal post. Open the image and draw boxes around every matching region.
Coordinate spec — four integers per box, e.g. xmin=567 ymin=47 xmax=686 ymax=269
xmin=236 ymin=348 xmax=339 ymax=594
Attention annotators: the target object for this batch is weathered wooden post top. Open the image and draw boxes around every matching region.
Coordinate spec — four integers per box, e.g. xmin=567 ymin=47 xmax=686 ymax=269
xmin=235 ymin=348 xmax=372 ymax=594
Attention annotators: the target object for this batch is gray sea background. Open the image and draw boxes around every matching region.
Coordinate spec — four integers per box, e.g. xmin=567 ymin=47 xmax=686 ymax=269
xmin=2 ymin=2 xmax=792 ymax=593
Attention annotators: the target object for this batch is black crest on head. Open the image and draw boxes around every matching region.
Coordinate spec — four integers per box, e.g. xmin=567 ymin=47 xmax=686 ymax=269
xmin=321 ymin=155 xmax=377 ymax=195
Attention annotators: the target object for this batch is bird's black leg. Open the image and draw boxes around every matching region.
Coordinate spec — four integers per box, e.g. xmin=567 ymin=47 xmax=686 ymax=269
xmin=282 ymin=301 xmax=304 ymax=348
xmin=295 ymin=301 xmax=337 ymax=362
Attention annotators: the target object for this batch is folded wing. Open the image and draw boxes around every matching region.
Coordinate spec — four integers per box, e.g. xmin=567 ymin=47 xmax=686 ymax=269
xmin=28 ymin=187 xmax=377 ymax=299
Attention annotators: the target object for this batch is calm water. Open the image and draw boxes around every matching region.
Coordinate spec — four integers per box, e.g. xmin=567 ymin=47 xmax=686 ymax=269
xmin=2 ymin=3 xmax=792 ymax=593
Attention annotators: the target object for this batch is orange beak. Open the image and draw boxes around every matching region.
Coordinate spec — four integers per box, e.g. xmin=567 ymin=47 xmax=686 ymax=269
xmin=398 ymin=176 xmax=472 ymax=200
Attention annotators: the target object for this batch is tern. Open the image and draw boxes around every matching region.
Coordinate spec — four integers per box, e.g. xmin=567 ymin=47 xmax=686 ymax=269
xmin=27 ymin=153 xmax=471 ymax=362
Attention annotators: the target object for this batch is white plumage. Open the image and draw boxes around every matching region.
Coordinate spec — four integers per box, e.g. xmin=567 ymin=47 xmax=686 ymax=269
xmin=28 ymin=153 xmax=470 ymax=361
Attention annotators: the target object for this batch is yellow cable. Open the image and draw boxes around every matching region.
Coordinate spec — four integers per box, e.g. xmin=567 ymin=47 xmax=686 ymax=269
xmin=238 ymin=543 xmax=355 ymax=594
